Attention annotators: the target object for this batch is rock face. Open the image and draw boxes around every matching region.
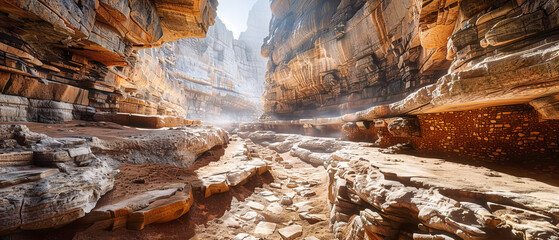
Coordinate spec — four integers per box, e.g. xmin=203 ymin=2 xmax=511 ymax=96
xmin=243 ymin=131 xmax=559 ymax=240
xmin=0 ymin=0 xmax=221 ymax=124
xmin=130 ymin=0 xmax=271 ymax=121
xmin=0 ymin=125 xmax=115 ymax=234
xmin=262 ymin=0 xmax=559 ymax=120
xmin=254 ymin=0 xmax=559 ymax=163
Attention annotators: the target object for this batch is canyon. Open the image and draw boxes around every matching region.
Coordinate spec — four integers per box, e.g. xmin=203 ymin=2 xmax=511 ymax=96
xmin=1 ymin=0 xmax=559 ymax=240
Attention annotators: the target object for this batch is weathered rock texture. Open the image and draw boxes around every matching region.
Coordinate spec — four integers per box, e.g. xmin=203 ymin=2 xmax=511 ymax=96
xmin=91 ymin=125 xmax=229 ymax=167
xmin=0 ymin=122 xmax=243 ymax=235
xmin=243 ymin=103 xmax=559 ymax=163
xmin=78 ymin=134 xmax=270 ymax=232
xmin=243 ymin=131 xmax=559 ymax=240
xmin=255 ymin=0 xmax=559 ymax=163
xmin=262 ymin=0 xmax=559 ymax=120
xmin=0 ymin=0 xmax=225 ymax=125
xmin=0 ymin=124 xmax=115 ymax=234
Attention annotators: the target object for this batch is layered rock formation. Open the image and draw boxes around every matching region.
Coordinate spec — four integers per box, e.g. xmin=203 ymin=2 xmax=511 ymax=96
xmin=129 ymin=0 xmax=271 ymax=122
xmin=242 ymin=131 xmax=559 ymax=240
xmin=0 ymin=122 xmax=237 ymax=235
xmin=92 ymin=125 xmax=229 ymax=167
xmin=0 ymin=0 xmax=220 ymax=125
xmin=262 ymin=0 xmax=559 ymax=120
xmin=254 ymin=0 xmax=559 ymax=163
xmin=0 ymin=0 xmax=271 ymax=124
xmin=0 ymin=124 xmax=115 ymax=234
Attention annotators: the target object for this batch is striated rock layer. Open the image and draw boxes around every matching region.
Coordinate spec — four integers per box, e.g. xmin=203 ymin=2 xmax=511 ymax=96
xmin=255 ymin=0 xmax=559 ymax=163
xmin=0 ymin=124 xmax=115 ymax=234
xmin=0 ymin=122 xmax=238 ymax=235
xmin=262 ymin=0 xmax=559 ymax=120
xmin=0 ymin=0 xmax=226 ymax=125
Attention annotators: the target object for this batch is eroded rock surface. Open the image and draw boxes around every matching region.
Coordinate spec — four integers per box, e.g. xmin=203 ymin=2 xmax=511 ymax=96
xmin=0 ymin=0 xmax=269 ymax=125
xmin=0 ymin=124 xmax=115 ymax=234
xmin=0 ymin=0 xmax=220 ymax=123
xmin=243 ymin=131 xmax=559 ymax=240
xmin=70 ymin=135 xmax=275 ymax=237
xmin=262 ymin=0 xmax=559 ymax=121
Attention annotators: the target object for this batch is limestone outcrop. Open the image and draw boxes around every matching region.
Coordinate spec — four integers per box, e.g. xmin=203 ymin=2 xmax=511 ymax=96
xmin=76 ymin=134 xmax=270 ymax=233
xmin=0 ymin=124 xmax=115 ymax=234
xmin=262 ymin=0 xmax=559 ymax=120
xmin=0 ymin=122 xmax=250 ymax=235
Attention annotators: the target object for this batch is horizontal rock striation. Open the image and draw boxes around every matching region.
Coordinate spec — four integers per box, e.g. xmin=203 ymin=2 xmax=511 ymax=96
xmin=0 ymin=0 xmax=221 ymax=124
xmin=78 ymin=135 xmax=271 ymax=232
xmin=0 ymin=124 xmax=115 ymax=234
xmin=262 ymin=0 xmax=559 ymax=120
xmin=242 ymin=104 xmax=559 ymax=162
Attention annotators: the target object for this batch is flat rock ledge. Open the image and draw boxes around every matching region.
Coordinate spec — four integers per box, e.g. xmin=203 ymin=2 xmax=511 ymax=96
xmin=0 ymin=124 xmax=241 ymax=235
xmin=91 ymin=125 xmax=229 ymax=167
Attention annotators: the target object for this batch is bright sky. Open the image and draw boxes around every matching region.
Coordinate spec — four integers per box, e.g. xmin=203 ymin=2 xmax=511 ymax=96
xmin=217 ymin=0 xmax=259 ymax=39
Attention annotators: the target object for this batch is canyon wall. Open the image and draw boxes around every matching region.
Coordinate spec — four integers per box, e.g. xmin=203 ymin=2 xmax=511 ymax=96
xmin=0 ymin=0 xmax=217 ymax=124
xmin=262 ymin=0 xmax=559 ymax=120
xmin=129 ymin=1 xmax=271 ymax=122
xmin=256 ymin=0 xmax=559 ymax=162
xmin=0 ymin=0 xmax=270 ymax=124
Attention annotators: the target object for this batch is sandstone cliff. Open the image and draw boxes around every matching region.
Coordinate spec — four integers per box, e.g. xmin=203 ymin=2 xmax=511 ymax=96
xmin=0 ymin=0 xmax=218 ymax=124
xmin=0 ymin=0 xmax=270 ymax=124
xmin=262 ymin=0 xmax=559 ymax=120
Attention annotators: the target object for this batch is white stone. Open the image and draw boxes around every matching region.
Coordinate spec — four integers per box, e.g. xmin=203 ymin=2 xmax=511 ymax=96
xmin=278 ymin=224 xmax=303 ymax=240
xmin=240 ymin=211 xmax=258 ymax=221
xmin=247 ymin=201 xmax=265 ymax=211
xmin=264 ymin=195 xmax=280 ymax=202
xmin=254 ymin=221 xmax=276 ymax=235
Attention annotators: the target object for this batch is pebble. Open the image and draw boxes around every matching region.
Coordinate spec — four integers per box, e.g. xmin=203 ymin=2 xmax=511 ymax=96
xmin=260 ymin=190 xmax=274 ymax=196
xmin=225 ymin=217 xmax=241 ymax=228
xmin=239 ymin=211 xmax=258 ymax=221
xmin=286 ymin=182 xmax=298 ymax=188
xmin=299 ymin=212 xmax=326 ymax=224
xmin=264 ymin=195 xmax=280 ymax=202
xmin=280 ymin=195 xmax=293 ymax=205
xmin=299 ymin=189 xmax=316 ymax=197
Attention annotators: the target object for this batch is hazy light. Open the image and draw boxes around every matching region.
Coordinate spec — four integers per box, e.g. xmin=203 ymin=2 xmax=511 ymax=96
xmin=217 ymin=0 xmax=258 ymax=39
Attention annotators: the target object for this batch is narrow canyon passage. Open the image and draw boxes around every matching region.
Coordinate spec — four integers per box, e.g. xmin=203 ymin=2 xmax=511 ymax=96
xmin=1 ymin=0 xmax=559 ymax=239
